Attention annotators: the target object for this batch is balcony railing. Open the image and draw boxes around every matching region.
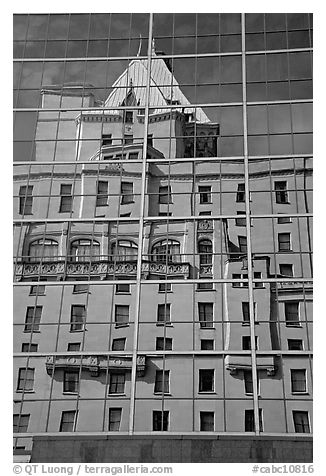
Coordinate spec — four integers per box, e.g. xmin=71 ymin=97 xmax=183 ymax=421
xmin=277 ymin=281 xmax=313 ymax=290
xmin=14 ymin=259 xmax=190 ymax=280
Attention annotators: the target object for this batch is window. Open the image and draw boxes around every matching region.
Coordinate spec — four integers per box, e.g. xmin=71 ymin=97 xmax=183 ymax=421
xmin=159 ymin=185 xmax=172 ymax=204
xmin=73 ymin=284 xmax=89 ymax=293
xmin=158 ymin=212 xmax=172 ymax=216
xmin=293 ymin=411 xmax=310 ymax=433
xmin=109 ymin=408 xmax=122 ymax=431
xmin=109 ymin=373 xmax=125 ymax=394
xmin=59 ymin=184 xmax=73 ymax=213
xmin=63 ymin=371 xmax=79 ymax=393
xmin=197 ymin=282 xmax=213 ymax=290
xmin=275 ymin=181 xmax=289 ymax=203
xmin=158 ymin=282 xmax=172 ymax=292
xmin=128 ymin=152 xmax=139 ymax=160
xmin=285 ymin=301 xmax=300 ymax=326
xmin=116 ymin=283 xmax=130 ymax=294
xmin=198 ymin=239 xmax=213 ymax=265
xmin=13 ymin=414 xmax=30 ymax=433
xmin=154 ymin=370 xmax=170 ymax=394
xmin=201 ymin=339 xmax=214 ymax=350
xmin=288 ymin=339 xmax=303 ymax=350
xmin=200 ymin=411 xmax=214 ymax=431
xmin=112 ymin=338 xmax=126 ymax=351
xmin=70 ymin=239 xmax=100 ymax=262
xmin=232 ymin=273 xmax=241 ymax=287
xmin=245 ymin=409 xmax=263 ymax=432
xmin=101 ymin=134 xmax=112 ymax=146
xmin=115 ymin=305 xmax=129 ymax=327
xmin=280 ymin=264 xmax=294 ymax=277
xmin=236 ymin=183 xmax=245 ymax=202
xmin=235 ymin=211 xmax=246 ymax=226
xmin=199 ymin=211 xmax=212 ymax=216
xmin=30 ymin=285 xmax=45 ymax=295
xmin=21 ymin=343 xmax=38 ymax=352
xmin=238 ymin=236 xmax=247 ymax=253
xmin=70 ymin=305 xmax=86 ymax=332
xmin=291 ymin=369 xmax=307 ymax=393
xmin=17 ymin=367 xmax=34 ymax=391
xmin=19 ymin=185 xmax=33 ymax=215
xmin=152 ymin=240 xmax=180 ymax=263
xmin=278 ymin=233 xmax=291 ymax=251
xmin=198 ymin=303 xmax=214 ymax=328
xmin=24 ymin=306 xmax=42 ymax=332
xmin=156 ymin=337 xmax=172 ymax=350
xmin=242 ymin=302 xmax=256 ymax=324
xmin=242 ymin=336 xmax=258 ymax=350
xmin=278 ymin=215 xmax=291 ymax=224
xmin=199 ymin=185 xmax=212 ymax=204
xmin=243 ymin=370 xmax=256 ymax=394
xmin=67 ymin=343 xmax=81 ymax=352
xmin=199 ymin=369 xmax=214 ymax=392
xmin=59 ymin=410 xmax=77 ymax=432
xmin=28 ymin=239 xmax=58 ymax=262
xmin=96 ymin=181 xmax=108 ymax=206
xmin=147 ymin=134 xmax=153 ymax=146
xmin=254 ymin=272 xmax=264 ymax=288
xmin=123 ymin=110 xmax=133 ymax=123
xmin=123 ymin=134 xmax=133 ymax=144
xmin=157 ymin=304 xmax=171 ymax=325
xmin=121 ymin=182 xmax=134 ymax=204
xmin=111 ymin=241 xmax=138 ymax=261
xmin=153 ymin=411 xmax=169 ymax=431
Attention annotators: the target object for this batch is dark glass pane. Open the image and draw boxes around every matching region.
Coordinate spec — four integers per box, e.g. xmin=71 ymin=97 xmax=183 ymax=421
xmin=13 ymin=15 xmax=29 ymax=40
xmin=246 ymin=33 xmax=265 ymax=51
xmin=291 ymin=103 xmax=313 ymax=133
xmin=24 ymin=41 xmax=46 ymax=58
xmin=174 ymin=13 xmax=197 ymax=36
xmin=266 ymin=32 xmax=287 ymax=50
xmin=288 ymin=30 xmax=311 ymax=49
xmin=290 ymin=80 xmax=313 ymax=100
xmin=245 ymin=13 xmax=264 ymax=33
xmin=268 ymin=104 xmax=292 ymax=134
xmin=267 ymin=82 xmax=290 ymax=101
xmin=197 ymin=14 xmax=219 ymax=35
xmin=247 ymin=106 xmax=268 ymax=134
xmin=246 ymin=55 xmax=266 ymax=82
xmin=45 ymin=40 xmax=67 ymax=58
xmin=287 ymin=13 xmax=310 ymax=30
xmin=66 ymin=40 xmax=88 ymax=57
xmin=265 ymin=13 xmax=286 ymax=31
xmin=27 ymin=14 xmax=49 ymax=40
xmin=48 ymin=14 xmax=70 ymax=39
xmin=109 ymin=13 xmax=132 ymax=38
xmin=289 ymin=52 xmax=312 ymax=80
xmin=68 ymin=14 xmax=91 ymax=39
xmin=220 ymin=13 xmax=241 ymax=34
xmin=89 ymin=14 xmax=111 ymax=39
xmin=267 ymin=53 xmax=288 ymax=81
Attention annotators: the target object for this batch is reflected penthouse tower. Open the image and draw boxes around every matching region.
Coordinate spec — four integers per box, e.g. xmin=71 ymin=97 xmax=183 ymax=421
xmin=13 ymin=13 xmax=313 ymax=463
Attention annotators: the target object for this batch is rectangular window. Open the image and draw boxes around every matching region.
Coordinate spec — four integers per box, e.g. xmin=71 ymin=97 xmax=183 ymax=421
xmin=70 ymin=305 xmax=86 ymax=332
xmin=156 ymin=337 xmax=173 ymax=350
xmin=154 ymin=370 xmax=170 ymax=394
xmin=59 ymin=410 xmax=77 ymax=432
xmin=158 ymin=282 xmax=172 ymax=292
xmin=157 ymin=303 xmax=171 ymax=325
xmin=21 ymin=343 xmax=38 ymax=352
xmin=254 ymin=272 xmax=264 ymax=288
xmin=275 ymin=181 xmax=289 ymax=203
xmin=112 ymin=338 xmax=126 ymax=351
xmin=200 ymin=411 xmax=214 ymax=431
xmin=101 ymin=134 xmax=112 ymax=146
xmin=24 ymin=306 xmax=42 ymax=332
xmin=29 ymin=285 xmax=45 ymax=296
xmin=245 ymin=409 xmax=263 ymax=432
xmin=232 ymin=273 xmax=241 ymax=287
xmin=235 ymin=211 xmax=246 ymax=226
xmin=147 ymin=134 xmax=153 ymax=146
xmin=236 ymin=183 xmax=245 ymax=202
xmin=244 ymin=370 xmax=254 ymax=394
xmin=277 ymin=215 xmax=291 ymax=224
xmin=59 ymin=184 xmax=73 ymax=213
xmin=123 ymin=111 xmax=133 ymax=123
xmin=198 ymin=302 xmax=214 ymax=328
xmin=19 ymin=185 xmax=33 ymax=215
xmin=279 ymin=264 xmax=294 ymax=277
xmin=291 ymin=369 xmax=307 ymax=393
xmin=116 ymin=283 xmax=130 ymax=294
xmin=63 ymin=371 xmax=79 ymax=393
xmin=159 ymin=185 xmax=172 ymax=204
xmin=288 ymin=339 xmax=303 ymax=350
xmin=109 ymin=373 xmax=125 ymax=394
xmin=293 ymin=411 xmax=310 ymax=433
xmin=285 ymin=301 xmax=300 ymax=326
xmin=115 ymin=305 xmax=129 ymax=327
xmin=96 ymin=181 xmax=108 ymax=206
xmin=238 ymin=236 xmax=247 ymax=253
xmin=13 ymin=414 xmax=30 ymax=433
xmin=242 ymin=336 xmax=258 ymax=350
xmin=67 ymin=343 xmax=81 ymax=352
xmin=73 ymin=284 xmax=89 ymax=294
xmin=123 ymin=134 xmax=133 ymax=144
xmin=199 ymin=211 xmax=212 ymax=216
xmin=121 ymin=182 xmax=134 ymax=204
xmin=278 ymin=233 xmax=291 ymax=251
xmin=199 ymin=369 xmax=214 ymax=392
xmin=153 ymin=410 xmax=169 ymax=431
xmin=242 ymin=302 xmax=256 ymax=324
xmin=17 ymin=367 xmax=34 ymax=391
xmin=199 ymin=185 xmax=212 ymax=204
xmin=200 ymin=339 xmax=214 ymax=350
xmin=128 ymin=152 xmax=139 ymax=160
xmin=109 ymin=408 xmax=122 ymax=431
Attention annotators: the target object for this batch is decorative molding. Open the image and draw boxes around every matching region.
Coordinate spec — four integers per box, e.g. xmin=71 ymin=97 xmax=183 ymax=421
xmin=197 ymin=219 xmax=213 ymax=232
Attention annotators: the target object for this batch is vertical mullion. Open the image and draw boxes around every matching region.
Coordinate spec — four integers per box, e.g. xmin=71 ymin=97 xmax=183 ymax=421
xmin=128 ymin=13 xmax=153 ymax=435
xmin=241 ymin=13 xmax=260 ymax=436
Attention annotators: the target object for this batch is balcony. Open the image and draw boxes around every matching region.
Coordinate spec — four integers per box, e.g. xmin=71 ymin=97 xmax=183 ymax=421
xmin=45 ymin=355 xmax=146 ymax=377
xmin=225 ymin=355 xmax=275 ymax=376
xmin=276 ymin=281 xmax=313 ymax=291
xmin=14 ymin=260 xmax=190 ymax=281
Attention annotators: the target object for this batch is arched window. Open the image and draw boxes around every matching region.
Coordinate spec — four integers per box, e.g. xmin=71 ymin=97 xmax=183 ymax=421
xmin=111 ymin=241 xmax=138 ymax=261
xmin=28 ymin=239 xmax=59 ymax=262
xmin=151 ymin=240 xmax=181 ymax=263
xmin=69 ymin=239 xmax=100 ymax=262
xmin=198 ymin=239 xmax=213 ymax=265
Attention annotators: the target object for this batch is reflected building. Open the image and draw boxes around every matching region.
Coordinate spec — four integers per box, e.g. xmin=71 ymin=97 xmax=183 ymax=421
xmin=13 ymin=13 xmax=313 ymax=463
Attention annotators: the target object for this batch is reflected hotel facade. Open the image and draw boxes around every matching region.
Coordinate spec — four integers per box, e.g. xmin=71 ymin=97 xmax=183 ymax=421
xmin=13 ymin=13 xmax=313 ymax=463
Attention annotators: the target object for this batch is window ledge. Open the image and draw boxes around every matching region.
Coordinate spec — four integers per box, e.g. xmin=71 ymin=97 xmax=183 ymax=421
xmin=156 ymin=323 xmax=173 ymax=327
xmin=63 ymin=392 xmax=78 ymax=395
xmin=23 ymin=330 xmax=41 ymax=333
xmin=153 ymin=393 xmax=172 ymax=396
xmin=286 ymin=324 xmax=302 ymax=328
xmin=69 ymin=329 xmax=85 ymax=333
xmin=199 ymin=326 xmax=215 ymax=330
xmin=115 ymin=324 xmax=130 ymax=328
xmin=108 ymin=393 xmax=126 ymax=397
xmin=198 ymin=391 xmax=216 ymax=394
xmin=16 ymin=390 xmax=35 ymax=393
xmin=292 ymin=392 xmax=309 ymax=395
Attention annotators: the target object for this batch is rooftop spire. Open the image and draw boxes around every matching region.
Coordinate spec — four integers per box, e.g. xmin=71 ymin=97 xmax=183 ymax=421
xmin=136 ymin=34 xmax=142 ymax=57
